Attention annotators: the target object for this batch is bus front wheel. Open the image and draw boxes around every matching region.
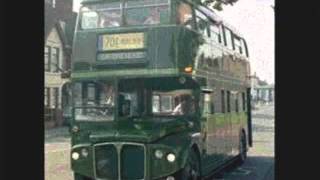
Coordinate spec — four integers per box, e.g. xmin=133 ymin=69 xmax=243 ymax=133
xmin=238 ymin=132 xmax=247 ymax=164
xmin=74 ymin=173 xmax=93 ymax=180
xmin=178 ymin=150 xmax=201 ymax=180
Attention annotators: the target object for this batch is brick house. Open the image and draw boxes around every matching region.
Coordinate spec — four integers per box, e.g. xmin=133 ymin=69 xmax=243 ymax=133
xmin=44 ymin=0 xmax=77 ymax=128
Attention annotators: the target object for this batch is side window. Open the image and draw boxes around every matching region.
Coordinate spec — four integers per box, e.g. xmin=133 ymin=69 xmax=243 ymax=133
xmin=242 ymin=92 xmax=246 ymax=111
xmin=195 ymin=10 xmax=209 ymax=37
xmin=202 ymin=92 xmax=214 ymax=115
xmin=235 ymin=94 xmax=239 ymax=113
xmin=177 ymin=2 xmax=194 ymax=29
xmin=221 ymin=90 xmax=225 ymax=113
xmin=238 ymin=93 xmax=243 ymax=112
xmin=241 ymin=38 xmax=249 ymax=57
xmin=210 ymin=92 xmax=215 ymax=114
xmin=224 ymin=27 xmax=234 ymax=50
xmin=45 ymin=46 xmax=51 ymax=72
xmin=210 ymin=24 xmax=221 ymax=43
xmin=227 ymin=90 xmax=231 ymax=112
xmin=234 ymin=37 xmax=243 ymax=54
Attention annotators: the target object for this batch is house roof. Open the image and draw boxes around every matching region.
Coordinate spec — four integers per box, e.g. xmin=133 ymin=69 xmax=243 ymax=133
xmin=45 ymin=3 xmax=77 ymax=48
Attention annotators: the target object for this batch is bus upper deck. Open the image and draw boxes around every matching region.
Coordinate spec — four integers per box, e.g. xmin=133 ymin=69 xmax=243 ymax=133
xmin=71 ymin=0 xmax=250 ymax=86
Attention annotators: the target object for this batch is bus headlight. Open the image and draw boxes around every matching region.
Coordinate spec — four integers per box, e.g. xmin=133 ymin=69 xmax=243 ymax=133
xmin=81 ymin=148 xmax=89 ymax=157
xmin=72 ymin=152 xmax=80 ymax=160
xmin=166 ymin=153 xmax=176 ymax=162
xmin=155 ymin=150 xmax=164 ymax=159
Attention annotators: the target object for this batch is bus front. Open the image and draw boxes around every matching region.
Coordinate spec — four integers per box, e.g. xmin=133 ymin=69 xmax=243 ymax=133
xmin=70 ymin=0 xmax=203 ymax=180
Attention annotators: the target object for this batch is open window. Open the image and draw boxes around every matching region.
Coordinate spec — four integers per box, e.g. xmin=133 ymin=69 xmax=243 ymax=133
xmin=152 ymin=89 xmax=195 ymax=116
xmin=176 ymin=2 xmax=194 ymax=29
xmin=201 ymin=88 xmax=214 ymax=116
xmin=195 ymin=9 xmax=210 ymax=37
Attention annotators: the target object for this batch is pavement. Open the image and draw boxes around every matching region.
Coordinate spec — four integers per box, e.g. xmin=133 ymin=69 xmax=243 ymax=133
xmin=45 ymin=127 xmax=72 ymax=180
xmin=45 ymin=104 xmax=274 ymax=180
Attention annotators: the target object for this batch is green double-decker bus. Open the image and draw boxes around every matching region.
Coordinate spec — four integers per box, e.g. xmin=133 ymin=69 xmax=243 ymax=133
xmin=69 ymin=0 xmax=252 ymax=179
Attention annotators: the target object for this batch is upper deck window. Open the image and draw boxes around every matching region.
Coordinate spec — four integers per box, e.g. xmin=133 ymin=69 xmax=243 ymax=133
xmin=210 ymin=24 xmax=221 ymax=43
xmin=224 ymin=27 xmax=234 ymax=50
xmin=176 ymin=2 xmax=193 ymax=29
xmin=125 ymin=0 xmax=170 ymax=26
xmin=81 ymin=2 xmax=121 ymax=29
xmin=80 ymin=0 xmax=170 ymax=30
xmin=241 ymin=38 xmax=249 ymax=57
xmin=195 ymin=10 xmax=209 ymax=36
xmin=234 ymin=36 xmax=243 ymax=54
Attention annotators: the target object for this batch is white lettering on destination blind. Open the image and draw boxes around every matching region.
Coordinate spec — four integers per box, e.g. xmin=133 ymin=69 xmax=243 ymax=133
xmin=97 ymin=52 xmax=146 ymax=61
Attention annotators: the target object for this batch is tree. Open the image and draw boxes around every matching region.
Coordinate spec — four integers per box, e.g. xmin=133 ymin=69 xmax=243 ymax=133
xmin=202 ymin=0 xmax=240 ymax=11
xmin=271 ymin=5 xmax=274 ymax=11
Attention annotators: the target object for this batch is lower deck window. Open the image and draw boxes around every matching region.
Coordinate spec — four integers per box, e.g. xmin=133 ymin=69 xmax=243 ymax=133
xmin=152 ymin=89 xmax=195 ymax=116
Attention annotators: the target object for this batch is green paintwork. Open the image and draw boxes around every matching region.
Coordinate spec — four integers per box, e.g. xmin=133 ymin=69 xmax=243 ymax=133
xmin=70 ymin=0 xmax=251 ymax=179
xmin=71 ymin=68 xmax=179 ymax=80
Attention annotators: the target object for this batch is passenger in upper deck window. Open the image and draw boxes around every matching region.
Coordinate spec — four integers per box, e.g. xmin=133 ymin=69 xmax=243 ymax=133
xmin=177 ymin=2 xmax=193 ymax=27
xmin=144 ymin=8 xmax=160 ymax=25
xmin=99 ymin=12 xmax=121 ymax=28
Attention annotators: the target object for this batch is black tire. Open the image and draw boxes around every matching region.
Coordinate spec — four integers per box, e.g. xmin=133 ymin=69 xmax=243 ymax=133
xmin=74 ymin=173 xmax=93 ymax=180
xmin=238 ymin=132 xmax=247 ymax=164
xmin=178 ymin=150 xmax=201 ymax=180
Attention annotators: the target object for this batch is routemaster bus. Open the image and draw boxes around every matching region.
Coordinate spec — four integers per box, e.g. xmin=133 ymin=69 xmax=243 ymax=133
xmin=69 ymin=0 xmax=252 ymax=179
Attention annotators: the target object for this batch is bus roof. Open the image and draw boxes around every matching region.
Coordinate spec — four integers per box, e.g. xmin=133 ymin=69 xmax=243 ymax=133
xmin=197 ymin=5 xmax=243 ymax=38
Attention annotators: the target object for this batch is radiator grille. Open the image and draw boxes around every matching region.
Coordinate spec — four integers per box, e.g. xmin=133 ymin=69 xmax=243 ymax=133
xmin=121 ymin=145 xmax=145 ymax=179
xmin=94 ymin=143 xmax=145 ymax=180
xmin=94 ymin=145 xmax=118 ymax=179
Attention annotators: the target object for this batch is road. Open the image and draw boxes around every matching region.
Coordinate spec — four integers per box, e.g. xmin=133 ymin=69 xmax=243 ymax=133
xmin=45 ymin=104 xmax=274 ymax=180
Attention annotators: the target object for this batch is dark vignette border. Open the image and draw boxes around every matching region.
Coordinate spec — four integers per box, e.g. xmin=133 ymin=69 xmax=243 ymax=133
xmin=1 ymin=0 xmax=44 ymax=179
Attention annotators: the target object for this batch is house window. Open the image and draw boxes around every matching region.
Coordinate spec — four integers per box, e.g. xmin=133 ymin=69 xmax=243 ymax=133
xmin=45 ymin=88 xmax=50 ymax=107
xmin=45 ymin=46 xmax=50 ymax=72
xmin=51 ymin=47 xmax=59 ymax=72
xmin=51 ymin=88 xmax=59 ymax=108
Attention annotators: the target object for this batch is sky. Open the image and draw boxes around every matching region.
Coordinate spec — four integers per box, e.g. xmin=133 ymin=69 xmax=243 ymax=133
xmin=216 ymin=0 xmax=274 ymax=84
xmin=73 ymin=0 xmax=274 ymax=84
